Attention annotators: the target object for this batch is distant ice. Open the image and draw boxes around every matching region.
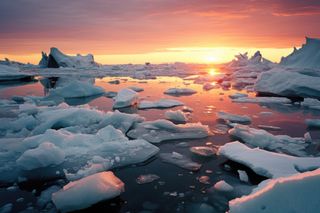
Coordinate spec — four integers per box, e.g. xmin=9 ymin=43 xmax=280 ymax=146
xmin=216 ymin=111 xmax=251 ymax=124
xmin=190 ymin=146 xmax=216 ymax=157
xmin=138 ymin=99 xmax=184 ymax=109
xmin=164 ymin=88 xmax=197 ymax=96
xmin=232 ymin=96 xmax=291 ymax=104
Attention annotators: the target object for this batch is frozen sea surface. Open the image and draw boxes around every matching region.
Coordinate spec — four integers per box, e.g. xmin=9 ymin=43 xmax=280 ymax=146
xmin=0 ymin=72 xmax=319 ymax=213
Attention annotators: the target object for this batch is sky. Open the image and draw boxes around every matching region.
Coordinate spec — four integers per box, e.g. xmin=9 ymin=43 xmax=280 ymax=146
xmin=0 ymin=0 xmax=320 ymax=64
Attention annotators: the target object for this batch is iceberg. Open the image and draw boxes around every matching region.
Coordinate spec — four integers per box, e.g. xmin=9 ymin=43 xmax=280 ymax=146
xmin=52 ymin=172 xmax=124 ymax=212
xmin=0 ymin=64 xmax=33 ymax=81
xmin=113 ymin=88 xmax=139 ymax=108
xmin=164 ymin=110 xmax=188 ymax=123
xmin=229 ymin=124 xmax=307 ymax=156
xmin=218 ymin=142 xmax=320 ymax=178
xmin=41 ymin=47 xmax=99 ymax=68
xmin=280 ymin=37 xmax=320 ymax=69
xmin=138 ymin=99 xmax=183 ymax=109
xmin=127 ymin=119 xmax=211 ymax=143
xmin=255 ymin=69 xmax=320 ymax=98
xmin=229 ymin=169 xmax=320 ymax=213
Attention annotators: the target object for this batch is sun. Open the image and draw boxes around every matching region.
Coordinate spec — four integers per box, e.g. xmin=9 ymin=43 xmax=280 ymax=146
xmin=203 ymin=55 xmax=217 ymax=63
xmin=208 ymin=68 xmax=218 ymax=76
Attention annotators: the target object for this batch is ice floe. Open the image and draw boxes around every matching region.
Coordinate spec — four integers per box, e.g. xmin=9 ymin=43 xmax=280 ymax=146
xmin=164 ymin=88 xmax=197 ymax=96
xmin=138 ymin=99 xmax=183 ymax=109
xmin=52 ymin=171 xmax=124 ymax=212
xmin=113 ymin=88 xmax=139 ymax=108
xmin=229 ymin=124 xmax=307 ymax=156
xmin=0 ymin=64 xmax=33 ymax=81
xmin=165 ymin=110 xmax=188 ymax=123
xmin=232 ymin=96 xmax=291 ymax=104
xmin=218 ymin=142 xmax=320 ymax=178
xmin=159 ymin=152 xmax=201 ymax=171
xmin=216 ymin=111 xmax=251 ymax=124
xmin=127 ymin=119 xmax=211 ymax=143
xmin=229 ymin=169 xmax=320 ymax=213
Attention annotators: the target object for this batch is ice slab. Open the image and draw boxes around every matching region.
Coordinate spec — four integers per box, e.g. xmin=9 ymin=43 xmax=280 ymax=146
xmin=216 ymin=111 xmax=251 ymax=124
xmin=159 ymin=152 xmax=201 ymax=171
xmin=113 ymin=88 xmax=138 ymax=108
xmin=218 ymin=141 xmax=320 ymax=178
xmin=229 ymin=124 xmax=307 ymax=156
xmin=52 ymin=172 xmax=124 ymax=212
xmin=164 ymin=88 xmax=197 ymax=96
xmin=138 ymin=99 xmax=184 ymax=109
xmin=165 ymin=110 xmax=188 ymax=123
xmin=232 ymin=97 xmax=291 ymax=104
xmin=127 ymin=119 xmax=211 ymax=143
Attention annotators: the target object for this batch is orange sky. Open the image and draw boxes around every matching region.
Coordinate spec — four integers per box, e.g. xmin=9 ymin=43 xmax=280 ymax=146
xmin=0 ymin=0 xmax=319 ymax=64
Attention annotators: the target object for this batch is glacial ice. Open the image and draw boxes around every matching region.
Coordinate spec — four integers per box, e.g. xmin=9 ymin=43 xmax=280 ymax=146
xmin=138 ymin=99 xmax=184 ymax=109
xmin=113 ymin=88 xmax=139 ymax=108
xmin=52 ymin=172 xmax=124 ymax=212
xmin=229 ymin=169 xmax=320 ymax=213
xmin=218 ymin=141 xmax=320 ymax=178
xmin=229 ymin=124 xmax=307 ymax=156
xmin=127 ymin=119 xmax=211 ymax=143
xmin=216 ymin=111 xmax=251 ymax=124
xmin=229 ymin=93 xmax=248 ymax=99
xmin=165 ymin=110 xmax=188 ymax=123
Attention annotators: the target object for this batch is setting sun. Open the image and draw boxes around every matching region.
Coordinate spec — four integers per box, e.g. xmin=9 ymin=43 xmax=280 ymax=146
xmin=208 ymin=68 xmax=218 ymax=76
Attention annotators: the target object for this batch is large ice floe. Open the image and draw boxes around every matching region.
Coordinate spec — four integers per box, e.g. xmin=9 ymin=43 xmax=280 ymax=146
xmin=255 ymin=68 xmax=320 ymax=98
xmin=280 ymin=37 xmax=320 ymax=69
xmin=218 ymin=142 xmax=320 ymax=178
xmin=39 ymin=47 xmax=99 ymax=68
xmin=127 ymin=119 xmax=211 ymax=143
xmin=113 ymin=88 xmax=139 ymax=108
xmin=0 ymin=64 xmax=33 ymax=81
xmin=138 ymin=98 xmax=183 ymax=109
xmin=228 ymin=124 xmax=308 ymax=156
xmin=52 ymin=171 xmax=124 ymax=213
xmin=228 ymin=169 xmax=320 ymax=213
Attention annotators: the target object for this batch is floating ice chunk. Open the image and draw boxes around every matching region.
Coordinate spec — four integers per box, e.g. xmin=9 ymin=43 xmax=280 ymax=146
xmin=127 ymin=119 xmax=211 ymax=143
xmin=128 ymin=86 xmax=144 ymax=92
xmin=96 ymin=125 xmax=128 ymax=141
xmin=257 ymin=125 xmax=281 ymax=131
xmin=232 ymin=97 xmax=291 ymax=104
xmin=203 ymin=83 xmax=218 ymax=91
xmin=214 ymin=180 xmax=234 ymax=192
xmin=229 ymin=93 xmax=248 ymax=99
xmin=305 ymin=119 xmax=320 ymax=128
xmin=136 ymin=174 xmax=160 ymax=184
xmin=164 ymin=88 xmax=197 ymax=96
xmin=49 ymin=80 xmax=105 ymax=98
xmin=229 ymin=124 xmax=307 ymax=156
xmin=159 ymin=152 xmax=201 ymax=171
xmin=198 ymin=176 xmax=210 ymax=184
xmin=218 ymin=141 xmax=320 ymax=178
xmin=0 ymin=64 xmax=33 ymax=81
xmin=52 ymin=172 xmax=124 ymax=213
xmin=138 ymin=99 xmax=183 ymax=109
xmin=37 ymin=185 xmax=61 ymax=208
xmin=165 ymin=110 xmax=188 ymax=123
xmin=190 ymin=146 xmax=216 ymax=157
xmin=255 ymin=69 xmax=320 ymax=98
xmin=259 ymin=111 xmax=273 ymax=116
xmin=237 ymin=170 xmax=249 ymax=183
xmin=182 ymin=106 xmax=193 ymax=112
xmin=32 ymin=105 xmax=104 ymax=135
xmin=113 ymin=88 xmax=138 ymax=108
xmin=301 ymin=98 xmax=320 ymax=110
xmin=16 ymin=142 xmax=65 ymax=170
xmin=229 ymin=169 xmax=320 ymax=213
xmin=216 ymin=111 xmax=251 ymax=124
xmin=0 ymin=203 xmax=12 ymax=213
xmin=304 ymin=132 xmax=312 ymax=143
xmin=98 ymin=110 xmax=144 ymax=133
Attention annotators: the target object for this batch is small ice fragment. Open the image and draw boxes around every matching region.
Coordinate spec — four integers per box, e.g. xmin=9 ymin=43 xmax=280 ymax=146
xmin=238 ymin=170 xmax=249 ymax=182
xmin=198 ymin=176 xmax=210 ymax=184
xmin=136 ymin=174 xmax=160 ymax=184
xmin=214 ymin=180 xmax=234 ymax=192
xmin=190 ymin=146 xmax=216 ymax=157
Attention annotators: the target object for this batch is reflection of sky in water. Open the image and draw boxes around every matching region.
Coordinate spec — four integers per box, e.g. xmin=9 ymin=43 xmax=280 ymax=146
xmin=0 ymin=76 xmax=320 ymax=212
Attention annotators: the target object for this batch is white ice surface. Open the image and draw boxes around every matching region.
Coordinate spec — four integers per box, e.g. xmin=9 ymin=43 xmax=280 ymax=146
xmin=113 ymin=88 xmax=138 ymax=108
xmin=138 ymin=99 xmax=184 ymax=109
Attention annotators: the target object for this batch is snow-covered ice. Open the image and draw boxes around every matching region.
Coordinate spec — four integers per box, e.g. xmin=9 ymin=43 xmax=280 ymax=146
xmin=0 ymin=64 xmax=33 ymax=81
xmin=127 ymin=119 xmax=211 ymax=143
xmin=138 ymin=99 xmax=184 ymax=109
xmin=164 ymin=88 xmax=197 ymax=96
xmin=113 ymin=88 xmax=139 ymax=108
xmin=216 ymin=111 xmax=251 ymax=124
xmin=229 ymin=124 xmax=308 ymax=156
xmin=165 ymin=110 xmax=188 ymax=123
xmin=229 ymin=93 xmax=248 ymax=99
xmin=52 ymin=171 xmax=124 ymax=212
